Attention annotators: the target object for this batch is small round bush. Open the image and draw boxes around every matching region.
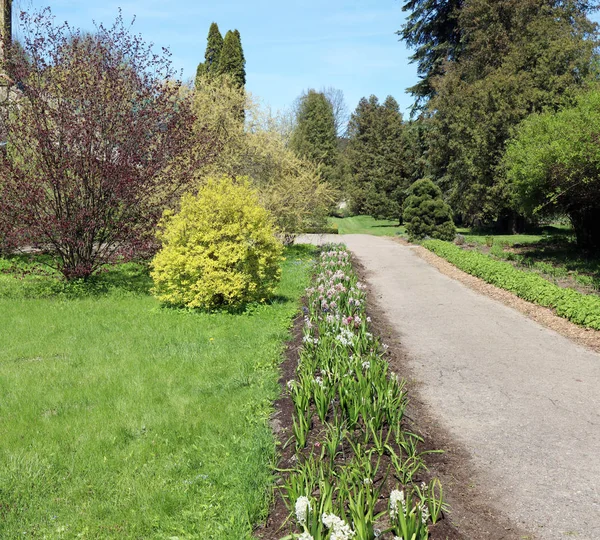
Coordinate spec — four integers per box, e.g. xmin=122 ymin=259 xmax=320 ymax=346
xmin=402 ymin=179 xmax=456 ymax=241
xmin=151 ymin=176 xmax=283 ymax=309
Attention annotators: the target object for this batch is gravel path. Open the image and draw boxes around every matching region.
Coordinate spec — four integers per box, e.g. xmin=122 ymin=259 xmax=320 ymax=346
xmin=297 ymin=234 xmax=600 ymax=540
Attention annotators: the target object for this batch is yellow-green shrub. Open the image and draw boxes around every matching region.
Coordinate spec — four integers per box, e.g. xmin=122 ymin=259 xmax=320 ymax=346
xmin=150 ymin=176 xmax=283 ymax=309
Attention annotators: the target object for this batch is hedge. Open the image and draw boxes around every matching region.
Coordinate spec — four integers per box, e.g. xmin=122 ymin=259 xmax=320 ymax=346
xmin=424 ymin=239 xmax=600 ymax=330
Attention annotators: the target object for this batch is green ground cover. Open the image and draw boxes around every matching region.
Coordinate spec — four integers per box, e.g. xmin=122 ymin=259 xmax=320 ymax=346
xmin=0 ymin=246 xmax=314 ymax=539
xmin=328 ymin=215 xmax=405 ymax=236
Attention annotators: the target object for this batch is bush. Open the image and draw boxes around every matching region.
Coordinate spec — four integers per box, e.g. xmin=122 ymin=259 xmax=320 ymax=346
xmin=402 ymin=179 xmax=455 ymax=241
xmin=424 ymin=239 xmax=600 ymax=329
xmin=150 ymin=176 xmax=283 ymax=309
xmin=505 ymin=88 xmax=600 ymax=250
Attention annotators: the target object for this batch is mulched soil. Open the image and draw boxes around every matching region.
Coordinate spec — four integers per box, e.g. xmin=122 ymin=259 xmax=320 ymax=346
xmin=255 ymin=255 xmax=530 ymax=540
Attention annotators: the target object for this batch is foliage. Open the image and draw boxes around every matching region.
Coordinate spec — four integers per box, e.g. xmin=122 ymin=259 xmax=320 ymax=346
xmin=505 ymin=88 xmax=600 ymax=250
xmin=195 ymin=24 xmax=246 ymax=90
xmin=193 ymin=76 xmax=336 ymax=237
xmin=195 ymin=21 xmax=223 ymax=83
xmin=0 ymin=247 xmax=315 ymax=538
xmin=290 ymin=89 xmax=338 ymax=184
xmin=218 ymin=29 xmax=246 ymax=88
xmin=279 ymin=246 xmax=444 ymax=539
xmin=417 ymin=0 xmax=598 ymax=226
xmin=151 ymin=176 xmax=283 ymax=310
xmin=0 ymin=9 xmax=209 ymax=280
xmin=424 ymin=239 xmax=600 ymax=329
xmin=403 ymin=179 xmax=456 ymax=241
xmin=398 ymin=0 xmax=463 ymax=107
xmin=346 ymin=95 xmax=409 ymax=221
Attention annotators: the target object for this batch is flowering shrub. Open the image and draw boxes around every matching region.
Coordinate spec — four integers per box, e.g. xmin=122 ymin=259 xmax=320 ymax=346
xmin=280 ymin=245 xmax=445 ymax=540
xmin=150 ymin=176 xmax=283 ymax=309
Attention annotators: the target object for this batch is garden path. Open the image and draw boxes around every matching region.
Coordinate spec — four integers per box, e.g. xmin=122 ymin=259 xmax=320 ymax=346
xmin=297 ymin=234 xmax=600 ymax=540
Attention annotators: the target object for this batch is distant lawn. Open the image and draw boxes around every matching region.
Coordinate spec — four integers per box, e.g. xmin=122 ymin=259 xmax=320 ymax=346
xmin=328 ymin=215 xmax=405 ymax=236
xmin=457 ymin=224 xmax=574 ymax=246
xmin=0 ymin=246 xmax=314 ymax=539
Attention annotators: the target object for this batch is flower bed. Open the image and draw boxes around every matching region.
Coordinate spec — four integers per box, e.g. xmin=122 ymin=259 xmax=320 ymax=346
xmin=279 ymin=245 xmax=446 ymax=540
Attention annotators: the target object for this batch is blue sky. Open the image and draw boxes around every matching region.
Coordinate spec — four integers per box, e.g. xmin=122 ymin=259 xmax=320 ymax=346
xmin=14 ymin=0 xmax=418 ymax=117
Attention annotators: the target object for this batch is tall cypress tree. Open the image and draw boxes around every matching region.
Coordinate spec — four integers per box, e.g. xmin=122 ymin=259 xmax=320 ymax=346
xmin=196 ymin=22 xmax=223 ymax=87
xmin=218 ymin=30 xmax=246 ymax=88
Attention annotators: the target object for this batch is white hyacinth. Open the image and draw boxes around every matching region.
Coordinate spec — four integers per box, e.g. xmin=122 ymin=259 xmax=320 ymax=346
xmin=295 ymin=496 xmax=311 ymax=525
xmin=298 ymin=533 xmax=314 ymax=540
xmin=389 ymin=489 xmax=405 ymax=520
xmin=421 ymin=502 xmax=430 ymax=524
xmin=322 ymin=513 xmax=355 ymax=539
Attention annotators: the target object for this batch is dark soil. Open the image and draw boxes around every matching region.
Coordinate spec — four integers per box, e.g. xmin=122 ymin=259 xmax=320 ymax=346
xmin=255 ymin=255 xmax=529 ymax=540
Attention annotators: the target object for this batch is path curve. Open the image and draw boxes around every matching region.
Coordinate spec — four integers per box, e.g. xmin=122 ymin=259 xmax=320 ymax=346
xmin=297 ymin=234 xmax=600 ymax=540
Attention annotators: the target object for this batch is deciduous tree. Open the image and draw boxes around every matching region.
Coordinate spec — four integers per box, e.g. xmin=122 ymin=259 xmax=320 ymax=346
xmin=505 ymin=88 xmax=600 ymax=249
xmin=0 ymin=9 xmax=214 ymax=280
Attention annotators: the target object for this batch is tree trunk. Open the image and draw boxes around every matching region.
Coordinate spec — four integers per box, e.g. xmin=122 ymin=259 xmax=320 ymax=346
xmin=570 ymin=208 xmax=600 ymax=251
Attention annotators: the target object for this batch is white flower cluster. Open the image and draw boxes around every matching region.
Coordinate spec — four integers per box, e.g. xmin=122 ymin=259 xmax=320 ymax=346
xmin=298 ymin=532 xmax=314 ymax=540
xmin=322 ymin=513 xmax=356 ymax=540
xmin=335 ymin=327 xmax=355 ymax=347
xmin=295 ymin=496 xmax=311 ymax=525
xmin=389 ymin=489 xmax=406 ymax=520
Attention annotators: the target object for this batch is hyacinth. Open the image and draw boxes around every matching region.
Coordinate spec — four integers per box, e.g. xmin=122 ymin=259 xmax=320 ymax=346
xmin=389 ymin=489 xmax=405 ymax=519
xmin=322 ymin=513 xmax=356 ymax=540
xmin=298 ymin=533 xmax=314 ymax=540
xmin=421 ymin=502 xmax=430 ymax=524
xmin=295 ymin=496 xmax=311 ymax=525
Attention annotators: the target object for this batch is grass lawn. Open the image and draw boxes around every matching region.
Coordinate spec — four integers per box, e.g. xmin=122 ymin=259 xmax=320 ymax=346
xmin=328 ymin=215 xmax=405 ymax=236
xmin=0 ymin=246 xmax=314 ymax=539
xmin=456 ymin=224 xmax=573 ymax=246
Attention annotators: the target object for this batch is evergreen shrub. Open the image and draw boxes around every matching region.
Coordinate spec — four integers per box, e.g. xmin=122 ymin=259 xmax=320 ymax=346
xmin=402 ymin=179 xmax=456 ymax=241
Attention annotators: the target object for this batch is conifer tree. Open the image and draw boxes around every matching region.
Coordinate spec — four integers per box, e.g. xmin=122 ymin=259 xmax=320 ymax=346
xmin=346 ymin=96 xmax=408 ymax=221
xmin=398 ymin=0 xmax=463 ymax=108
xmin=218 ymin=30 xmax=246 ymax=88
xmin=290 ymin=90 xmax=338 ymax=182
xmin=425 ymin=0 xmax=598 ymax=229
xmin=195 ymin=22 xmax=223 ymax=86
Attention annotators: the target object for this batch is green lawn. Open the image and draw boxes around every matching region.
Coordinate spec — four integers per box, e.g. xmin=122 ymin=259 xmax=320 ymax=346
xmin=0 ymin=247 xmax=314 ymax=539
xmin=328 ymin=215 xmax=405 ymax=236
xmin=456 ymin=224 xmax=573 ymax=246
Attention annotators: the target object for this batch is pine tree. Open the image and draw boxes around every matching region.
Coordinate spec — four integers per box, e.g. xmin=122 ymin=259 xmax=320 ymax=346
xmin=196 ymin=23 xmax=223 ymax=82
xmin=218 ymin=30 xmax=246 ymax=88
xmin=403 ymin=179 xmax=456 ymax=241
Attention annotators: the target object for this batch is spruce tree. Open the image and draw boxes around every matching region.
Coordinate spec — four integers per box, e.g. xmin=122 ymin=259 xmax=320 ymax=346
xmin=346 ymin=96 xmax=408 ymax=221
xmin=290 ymin=90 xmax=338 ymax=182
xmin=218 ymin=30 xmax=246 ymax=88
